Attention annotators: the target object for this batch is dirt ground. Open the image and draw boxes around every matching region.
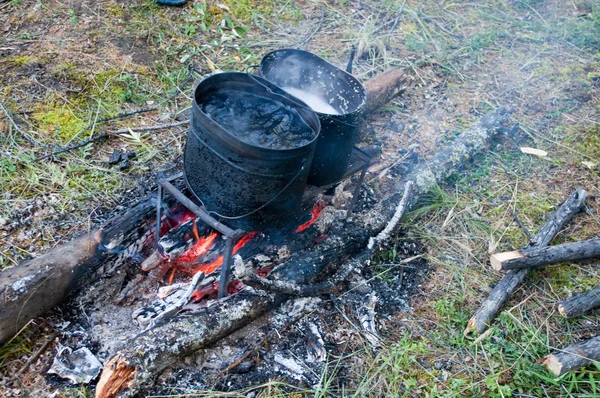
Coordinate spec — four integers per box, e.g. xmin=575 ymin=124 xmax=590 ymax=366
xmin=1 ymin=0 xmax=599 ymax=397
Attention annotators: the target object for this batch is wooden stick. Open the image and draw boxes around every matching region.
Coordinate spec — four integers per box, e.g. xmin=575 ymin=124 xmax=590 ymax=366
xmin=539 ymin=335 xmax=600 ymax=376
xmin=464 ymin=189 xmax=588 ymax=336
xmin=558 ymin=286 xmax=600 ymax=318
xmin=490 ymin=238 xmax=600 ymax=271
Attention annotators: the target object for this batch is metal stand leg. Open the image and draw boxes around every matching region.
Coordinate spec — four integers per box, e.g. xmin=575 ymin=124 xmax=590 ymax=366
xmin=346 ymin=166 xmax=367 ymax=217
xmin=155 ymin=185 xmax=163 ymax=250
xmin=218 ymin=236 xmax=236 ymax=299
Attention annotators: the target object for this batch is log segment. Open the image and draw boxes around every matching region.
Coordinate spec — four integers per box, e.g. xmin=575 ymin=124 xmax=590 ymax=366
xmin=490 ymin=238 xmax=600 ymax=271
xmin=558 ymin=286 xmax=600 ymax=318
xmin=464 ymin=189 xmax=588 ymax=336
xmin=0 ymin=195 xmax=161 ymax=343
xmin=540 ymin=335 xmax=600 ymax=376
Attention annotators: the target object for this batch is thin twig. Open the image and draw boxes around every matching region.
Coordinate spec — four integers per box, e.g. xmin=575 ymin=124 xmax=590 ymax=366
xmin=298 ymin=6 xmax=325 ymax=48
xmin=0 ymin=100 xmax=40 ymax=146
xmin=67 ymin=107 xmax=156 ymax=144
xmin=108 ymin=120 xmax=189 ymax=134
xmin=10 ymin=332 xmax=58 ymax=382
xmin=219 ymin=349 xmax=253 ymax=375
xmin=388 ymin=0 xmax=407 ymax=36
xmin=34 ymin=120 xmax=189 ymax=161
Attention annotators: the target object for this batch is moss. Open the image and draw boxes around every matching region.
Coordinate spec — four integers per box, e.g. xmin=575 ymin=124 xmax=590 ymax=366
xmin=32 ymin=104 xmax=87 ymax=143
xmin=7 ymin=55 xmax=38 ymax=67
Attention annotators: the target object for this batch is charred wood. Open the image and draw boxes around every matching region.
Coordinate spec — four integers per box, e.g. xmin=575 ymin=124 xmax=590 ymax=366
xmin=0 ymin=194 xmax=165 ymax=343
xmin=95 ymin=288 xmax=277 ymax=398
xmin=464 ymin=189 xmax=588 ymax=336
xmin=490 ymin=238 xmax=600 ymax=271
xmin=539 ymin=335 xmax=600 ymax=376
xmin=558 ymin=286 xmax=600 ymax=318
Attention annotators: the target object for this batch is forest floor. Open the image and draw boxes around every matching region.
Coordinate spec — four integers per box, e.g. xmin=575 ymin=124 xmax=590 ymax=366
xmin=1 ymin=0 xmax=599 ymax=397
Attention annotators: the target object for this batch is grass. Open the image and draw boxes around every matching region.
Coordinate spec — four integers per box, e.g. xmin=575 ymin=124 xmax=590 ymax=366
xmin=1 ymin=0 xmax=600 ymax=396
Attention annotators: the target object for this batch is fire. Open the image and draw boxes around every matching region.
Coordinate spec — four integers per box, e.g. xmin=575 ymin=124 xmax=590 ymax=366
xmin=295 ymin=200 xmax=328 ymax=233
xmin=177 ymin=222 xmax=219 ymax=263
xmin=192 ymin=231 xmax=259 ymax=275
xmin=159 ymin=268 xmax=177 ymax=299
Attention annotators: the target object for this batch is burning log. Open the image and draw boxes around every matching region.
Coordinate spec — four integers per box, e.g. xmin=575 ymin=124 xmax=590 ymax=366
xmin=95 ymin=287 xmax=276 ymax=398
xmin=0 ymin=195 xmax=163 ymax=343
xmin=558 ymin=286 xmax=600 ymax=318
xmin=464 ymin=189 xmax=588 ymax=336
xmin=539 ymin=335 xmax=600 ymax=376
xmin=490 ymin=238 xmax=600 ymax=271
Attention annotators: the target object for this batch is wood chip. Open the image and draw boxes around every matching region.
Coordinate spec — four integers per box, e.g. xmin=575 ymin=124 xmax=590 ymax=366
xmin=520 ymin=147 xmax=548 ymax=157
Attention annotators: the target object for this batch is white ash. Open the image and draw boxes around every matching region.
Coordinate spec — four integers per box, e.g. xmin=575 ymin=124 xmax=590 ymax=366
xmin=273 ymin=353 xmax=306 ymax=379
xmin=306 ymin=323 xmax=326 ymax=363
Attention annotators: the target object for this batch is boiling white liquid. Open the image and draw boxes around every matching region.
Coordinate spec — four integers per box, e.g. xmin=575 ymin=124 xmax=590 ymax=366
xmin=282 ymin=86 xmax=340 ymax=115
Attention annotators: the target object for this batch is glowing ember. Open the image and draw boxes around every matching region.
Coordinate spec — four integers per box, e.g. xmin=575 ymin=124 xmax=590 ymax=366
xmin=177 ymin=227 xmax=219 ymax=263
xmin=192 ymin=231 xmax=259 ymax=275
xmin=295 ymin=201 xmax=328 ymax=233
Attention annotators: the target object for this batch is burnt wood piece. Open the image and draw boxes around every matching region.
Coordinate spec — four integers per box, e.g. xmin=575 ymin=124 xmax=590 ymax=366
xmin=274 ymin=107 xmax=511 ymax=284
xmin=464 ymin=189 xmax=588 ymax=336
xmin=539 ymin=335 xmax=600 ymax=376
xmin=95 ymin=288 xmax=277 ymax=398
xmin=362 ymin=68 xmax=405 ymax=114
xmin=0 ymin=195 xmax=166 ymax=343
xmin=491 ymin=238 xmax=600 ymax=271
xmin=558 ymin=286 xmax=600 ymax=318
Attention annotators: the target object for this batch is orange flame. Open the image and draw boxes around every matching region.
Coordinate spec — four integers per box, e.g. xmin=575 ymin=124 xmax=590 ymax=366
xmin=193 ymin=231 xmax=259 ymax=275
xmin=177 ymin=223 xmax=219 ymax=263
xmin=295 ymin=201 xmax=328 ymax=233
xmin=159 ymin=267 xmax=177 ymax=299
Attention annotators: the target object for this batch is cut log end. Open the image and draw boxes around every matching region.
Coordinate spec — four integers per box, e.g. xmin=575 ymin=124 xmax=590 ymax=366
xmin=490 ymin=251 xmax=524 ymax=271
xmin=95 ymin=356 xmax=137 ymax=398
xmin=540 ymin=354 xmax=563 ymax=376
xmin=558 ymin=304 xmax=567 ymax=317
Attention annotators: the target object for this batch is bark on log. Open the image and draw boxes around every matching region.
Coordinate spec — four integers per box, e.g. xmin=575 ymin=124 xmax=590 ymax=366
xmin=95 ymin=288 xmax=277 ymax=398
xmin=539 ymin=335 xmax=600 ymax=376
xmin=362 ymin=68 xmax=405 ymax=114
xmin=558 ymin=286 xmax=600 ymax=318
xmin=464 ymin=189 xmax=588 ymax=336
xmin=275 ymin=107 xmax=511 ymax=284
xmin=0 ymin=196 xmax=161 ymax=343
xmin=491 ymin=238 xmax=600 ymax=271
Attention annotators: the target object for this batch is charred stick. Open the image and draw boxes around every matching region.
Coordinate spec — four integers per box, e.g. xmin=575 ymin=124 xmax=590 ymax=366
xmin=490 ymin=238 xmax=600 ymax=271
xmin=464 ymin=188 xmax=588 ymax=336
xmin=558 ymin=286 xmax=600 ymax=318
xmin=539 ymin=335 xmax=600 ymax=376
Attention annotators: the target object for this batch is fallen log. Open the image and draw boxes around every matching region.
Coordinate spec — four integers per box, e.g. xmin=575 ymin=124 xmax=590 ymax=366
xmin=0 ymin=195 xmax=162 ymax=343
xmin=539 ymin=335 xmax=600 ymax=376
xmin=274 ymin=107 xmax=511 ymax=284
xmin=0 ymin=69 xmax=406 ymax=344
xmin=558 ymin=286 xmax=600 ymax=318
xmin=464 ymin=189 xmax=588 ymax=336
xmin=95 ymin=288 xmax=277 ymax=398
xmin=362 ymin=68 xmax=405 ymax=114
xmin=490 ymin=238 xmax=600 ymax=271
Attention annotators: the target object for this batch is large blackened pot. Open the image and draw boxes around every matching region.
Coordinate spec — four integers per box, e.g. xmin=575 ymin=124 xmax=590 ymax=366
xmin=259 ymin=49 xmax=367 ymax=186
xmin=184 ymin=72 xmax=321 ymax=231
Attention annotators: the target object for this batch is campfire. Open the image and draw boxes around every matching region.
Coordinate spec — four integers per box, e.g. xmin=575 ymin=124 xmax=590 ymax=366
xmin=0 ymin=51 xmax=523 ymax=397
